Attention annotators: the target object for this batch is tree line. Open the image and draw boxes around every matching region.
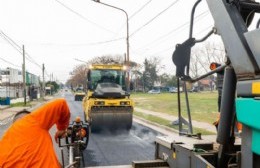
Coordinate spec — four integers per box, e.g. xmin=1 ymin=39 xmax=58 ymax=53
xmin=66 ymin=41 xmax=225 ymax=92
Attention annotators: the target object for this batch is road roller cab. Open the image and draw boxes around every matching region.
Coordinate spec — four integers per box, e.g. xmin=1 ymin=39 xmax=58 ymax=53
xmin=82 ymin=64 xmax=134 ymax=132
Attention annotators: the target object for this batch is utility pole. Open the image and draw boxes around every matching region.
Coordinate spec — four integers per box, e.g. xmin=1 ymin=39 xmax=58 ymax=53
xmin=50 ymin=73 xmax=53 ymax=82
xmin=42 ymin=64 xmax=45 ymax=98
xmin=22 ymin=45 xmax=26 ymax=105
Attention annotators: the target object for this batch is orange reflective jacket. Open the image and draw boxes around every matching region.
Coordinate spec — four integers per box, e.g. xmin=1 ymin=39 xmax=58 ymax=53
xmin=0 ymin=98 xmax=70 ymax=168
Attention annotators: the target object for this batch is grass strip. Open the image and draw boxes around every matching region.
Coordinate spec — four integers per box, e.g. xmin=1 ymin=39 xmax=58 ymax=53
xmin=131 ymin=92 xmax=219 ymax=124
xmin=10 ymin=102 xmax=32 ymax=107
xmin=134 ymin=111 xmax=215 ymax=135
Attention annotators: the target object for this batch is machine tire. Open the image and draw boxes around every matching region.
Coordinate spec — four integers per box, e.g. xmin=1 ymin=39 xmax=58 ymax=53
xmin=83 ymin=111 xmax=87 ymax=123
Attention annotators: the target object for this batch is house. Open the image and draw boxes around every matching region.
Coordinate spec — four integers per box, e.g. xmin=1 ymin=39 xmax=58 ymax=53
xmin=0 ymin=67 xmax=40 ymax=98
xmin=198 ymin=79 xmax=214 ymax=91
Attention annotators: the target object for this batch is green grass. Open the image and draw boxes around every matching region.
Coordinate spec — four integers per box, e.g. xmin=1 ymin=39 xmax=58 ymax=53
xmin=131 ymin=92 xmax=219 ymax=124
xmin=10 ymin=102 xmax=32 ymax=107
xmin=134 ymin=111 xmax=215 ymax=135
xmin=9 ymin=97 xmax=45 ymax=108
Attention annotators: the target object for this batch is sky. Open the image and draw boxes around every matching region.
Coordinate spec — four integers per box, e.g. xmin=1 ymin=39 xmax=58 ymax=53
xmin=0 ymin=0 xmax=227 ymax=83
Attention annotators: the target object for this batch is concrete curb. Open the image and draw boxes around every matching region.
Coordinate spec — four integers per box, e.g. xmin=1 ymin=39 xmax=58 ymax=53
xmin=133 ymin=116 xmax=218 ymax=142
xmin=133 ymin=114 xmax=216 ymax=136
xmin=0 ymin=104 xmax=40 ymax=123
xmin=134 ymin=107 xmax=217 ymax=134
xmin=0 ymin=106 xmax=10 ymax=110
xmin=133 ymin=115 xmax=179 ymax=134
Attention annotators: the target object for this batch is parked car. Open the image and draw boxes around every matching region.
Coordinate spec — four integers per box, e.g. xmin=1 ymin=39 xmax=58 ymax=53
xmin=189 ymin=87 xmax=199 ymax=92
xmin=148 ymin=89 xmax=161 ymax=94
xmin=169 ymin=87 xmax=178 ymax=93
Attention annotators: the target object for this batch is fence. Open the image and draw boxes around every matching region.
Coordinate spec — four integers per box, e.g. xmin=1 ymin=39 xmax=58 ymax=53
xmin=0 ymin=87 xmax=23 ymax=98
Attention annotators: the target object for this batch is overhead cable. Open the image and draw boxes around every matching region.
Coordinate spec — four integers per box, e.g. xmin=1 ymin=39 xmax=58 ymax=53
xmin=112 ymin=0 xmax=153 ymax=38
xmin=130 ymin=0 xmax=180 ymax=37
xmin=54 ymin=0 xmax=115 ymax=34
xmin=0 ymin=57 xmax=21 ymax=68
xmin=35 ymin=37 xmax=124 ymax=47
xmin=129 ymin=0 xmax=153 ymax=20
xmin=0 ymin=30 xmax=42 ymax=69
xmin=142 ymin=14 xmax=211 ymax=57
xmin=134 ymin=11 xmax=209 ymax=52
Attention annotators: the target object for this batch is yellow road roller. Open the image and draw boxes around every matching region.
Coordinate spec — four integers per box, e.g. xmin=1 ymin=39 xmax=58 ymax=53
xmin=74 ymin=87 xmax=85 ymax=101
xmin=82 ymin=64 xmax=134 ymax=132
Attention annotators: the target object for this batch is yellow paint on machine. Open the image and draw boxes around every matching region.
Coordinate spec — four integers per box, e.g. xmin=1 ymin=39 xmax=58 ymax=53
xmin=90 ymin=64 xmax=126 ymax=70
xmin=172 ymin=152 xmax=176 ymax=159
xmin=252 ymin=82 xmax=260 ymax=94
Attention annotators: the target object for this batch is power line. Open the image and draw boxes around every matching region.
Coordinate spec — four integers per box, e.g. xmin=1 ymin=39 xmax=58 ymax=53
xmin=0 ymin=30 xmax=44 ymax=80
xmin=35 ymin=37 xmax=125 ymax=47
xmin=134 ymin=11 xmax=209 ymax=53
xmin=0 ymin=33 xmax=23 ymax=55
xmin=194 ymin=25 xmax=214 ymax=36
xmin=129 ymin=0 xmax=180 ymax=37
xmin=150 ymin=11 xmax=209 ymax=47
xmin=75 ymin=37 xmax=124 ymax=45
xmin=0 ymin=56 xmax=21 ymax=68
xmin=54 ymin=0 xmax=115 ymax=34
xmin=112 ymin=0 xmax=153 ymax=38
xmin=149 ymin=46 xmax=173 ymax=57
xmin=129 ymin=0 xmax=153 ymax=20
xmin=141 ymin=14 xmax=212 ymax=57
xmin=0 ymin=31 xmax=42 ymax=68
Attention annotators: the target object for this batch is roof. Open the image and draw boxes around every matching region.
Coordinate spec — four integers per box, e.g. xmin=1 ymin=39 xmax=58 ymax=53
xmin=199 ymin=79 xmax=211 ymax=85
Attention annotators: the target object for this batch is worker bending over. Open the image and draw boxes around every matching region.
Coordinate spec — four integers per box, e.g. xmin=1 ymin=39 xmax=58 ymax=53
xmin=0 ymin=98 xmax=70 ymax=168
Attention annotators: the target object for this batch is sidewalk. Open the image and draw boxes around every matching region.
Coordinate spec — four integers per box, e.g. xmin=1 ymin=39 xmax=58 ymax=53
xmin=134 ymin=107 xmax=217 ymax=133
xmin=0 ymin=96 xmax=54 ymax=121
xmin=0 ymin=106 xmax=31 ymax=121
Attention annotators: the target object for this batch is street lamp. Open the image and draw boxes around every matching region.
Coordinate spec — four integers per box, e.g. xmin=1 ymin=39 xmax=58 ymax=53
xmin=92 ymin=0 xmax=130 ymax=92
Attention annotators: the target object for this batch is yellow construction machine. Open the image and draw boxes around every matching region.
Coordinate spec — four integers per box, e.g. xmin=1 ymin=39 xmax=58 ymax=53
xmin=74 ymin=87 xmax=85 ymax=101
xmin=82 ymin=64 xmax=133 ymax=132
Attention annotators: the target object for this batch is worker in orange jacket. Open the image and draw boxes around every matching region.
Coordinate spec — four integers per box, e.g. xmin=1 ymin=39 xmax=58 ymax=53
xmin=0 ymin=98 xmax=71 ymax=168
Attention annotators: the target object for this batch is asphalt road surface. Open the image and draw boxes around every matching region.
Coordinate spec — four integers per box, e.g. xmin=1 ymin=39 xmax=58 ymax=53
xmin=63 ymin=91 xmax=160 ymax=167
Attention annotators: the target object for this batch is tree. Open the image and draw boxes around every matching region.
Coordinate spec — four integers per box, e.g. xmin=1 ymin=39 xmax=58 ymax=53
xmin=130 ymin=63 xmax=142 ymax=91
xmin=88 ymin=55 xmax=124 ymax=64
xmin=159 ymin=73 xmax=177 ymax=87
xmin=142 ymin=57 xmax=163 ymax=90
xmin=190 ymin=41 xmax=225 ymax=78
xmin=67 ymin=54 xmax=140 ymax=91
xmin=88 ymin=54 xmax=139 ymax=70
xmin=46 ymin=81 xmax=59 ymax=93
xmin=67 ymin=64 xmax=88 ymax=91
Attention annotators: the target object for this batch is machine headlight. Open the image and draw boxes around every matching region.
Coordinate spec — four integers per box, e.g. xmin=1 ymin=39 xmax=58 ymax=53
xmin=120 ymin=101 xmax=130 ymax=105
xmin=94 ymin=101 xmax=105 ymax=105
xmin=123 ymin=65 xmax=127 ymax=70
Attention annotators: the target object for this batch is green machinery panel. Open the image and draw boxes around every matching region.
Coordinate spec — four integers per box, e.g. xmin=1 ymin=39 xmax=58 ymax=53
xmin=236 ymin=98 xmax=260 ymax=155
